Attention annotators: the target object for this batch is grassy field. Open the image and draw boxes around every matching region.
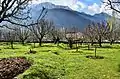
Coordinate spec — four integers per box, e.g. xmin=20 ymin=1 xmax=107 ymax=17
xmin=0 ymin=42 xmax=120 ymax=79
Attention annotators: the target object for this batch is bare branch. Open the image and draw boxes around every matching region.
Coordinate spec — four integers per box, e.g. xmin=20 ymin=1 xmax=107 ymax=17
xmin=103 ymin=0 xmax=120 ymax=13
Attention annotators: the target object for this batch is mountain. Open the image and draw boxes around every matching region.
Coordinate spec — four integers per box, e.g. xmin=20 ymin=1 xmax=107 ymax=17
xmin=30 ymin=2 xmax=111 ymax=31
xmin=30 ymin=2 xmax=71 ymax=10
xmin=93 ymin=12 xmax=111 ymax=22
xmin=45 ymin=8 xmax=92 ymax=29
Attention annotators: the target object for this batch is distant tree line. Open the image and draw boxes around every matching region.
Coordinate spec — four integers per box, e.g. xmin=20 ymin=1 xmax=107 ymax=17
xmin=0 ymin=15 xmax=120 ymax=49
xmin=0 ymin=0 xmax=120 ymax=49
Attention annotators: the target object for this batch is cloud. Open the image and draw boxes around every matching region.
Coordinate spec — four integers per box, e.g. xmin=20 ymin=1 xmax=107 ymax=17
xmin=70 ymin=1 xmax=86 ymax=12
xmin=87 ymin=2 xmax=113 ymax=15
xmin=31 ymin=0 xmax=112 ymax=15
xmin=31 ymin=0 xmax=86 ymax=11
xmin=88 ymin=3 xmax=100 ymax=15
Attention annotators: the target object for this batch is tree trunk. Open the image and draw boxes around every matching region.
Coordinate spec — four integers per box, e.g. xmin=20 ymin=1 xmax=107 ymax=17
xmin=110 ymin=40 xmax=114 ymax=45
xmin=80 ymin=41 xmax=83 ymax=45
xmin=39 ymin=39 xmax=42 ymax=46
xmin=11 ymin=41 xmax=13 ymax=49
xmin=57 ymin=42 xmax=59 ymax=46
xmin=53 ymin=37 xmax=56 ymax=44
xmin=95 ymin=46 xmax=97 ymax=57
xmin=22 ymin=40 xmax=24 ymax=45
xmin=98 ymin=36 xmax=102 ymax=47
xmin=68 ymin=39 xmax=73 ymax=49
xmin=91 ymin=40 xmax=94 ymax=46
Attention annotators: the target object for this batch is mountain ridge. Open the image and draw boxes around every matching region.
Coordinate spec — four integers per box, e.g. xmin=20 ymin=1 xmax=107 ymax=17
xmin=29 ymin=2 xmax=112 ymax=31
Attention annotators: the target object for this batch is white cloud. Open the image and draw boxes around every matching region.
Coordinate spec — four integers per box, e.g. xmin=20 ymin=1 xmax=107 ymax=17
xmin=31 ymin=0 xmax=113 ymax=15
xmin=31 ymin=0 xmax=86 ymax=12
xmin=88 ymin=3 xmax=100 ymax=15
xmin=87 ymin=2 xmax=113 ymax=15
xmin=70 ymin=1 xmax=86 ymax=12
xmin=76 ymin=1 xmax=86 ymax=9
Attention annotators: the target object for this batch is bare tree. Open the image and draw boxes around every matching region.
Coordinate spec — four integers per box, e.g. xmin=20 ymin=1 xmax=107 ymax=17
xmin=3 ymin=30 xmax=16 ymax=49
xmin=84 ymin=25 xmax=95 ymax=46
xmin=84 ymin=25 xmax=96 ymax=50
xmin=0 ymin=0 xmax=48 ymax=29
xmin=0 ymin=0 xmax=31 ymax=24
xmin=14 ymin=26 xmax=30 ymax=45
xmin=106 ymin=10 xmax=120 ymax=45
xmin=65 ymin=27 xmax=83 ymax=50
xmin=30 ymin=19 xmax=54 ymax=46
xmin=49 ymin=27 xmax=65 ymax=45
xmin=106 ymin=31 xmax=120 ymax=45
xmin=88 ymin=22 xmax=110 ymax=47
xmin=103 ymin=0 xmax=120 ymax=13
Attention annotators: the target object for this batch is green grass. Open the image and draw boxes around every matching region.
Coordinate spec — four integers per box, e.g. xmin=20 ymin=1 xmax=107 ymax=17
xmin=0 ymin=42 xmax=120 ymax=79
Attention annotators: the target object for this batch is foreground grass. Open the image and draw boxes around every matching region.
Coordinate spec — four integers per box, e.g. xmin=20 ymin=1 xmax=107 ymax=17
xmin=0 ymin=43 xmax=120 ymax=79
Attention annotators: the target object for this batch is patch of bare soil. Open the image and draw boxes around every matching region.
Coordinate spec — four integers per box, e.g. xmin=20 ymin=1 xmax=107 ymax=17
xmin=0 ymin=57 xmax=31 ymax=79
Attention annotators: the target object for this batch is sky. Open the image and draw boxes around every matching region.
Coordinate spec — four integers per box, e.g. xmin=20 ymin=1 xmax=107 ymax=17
xmin=31 ymin=0 xmax=113 ymax=15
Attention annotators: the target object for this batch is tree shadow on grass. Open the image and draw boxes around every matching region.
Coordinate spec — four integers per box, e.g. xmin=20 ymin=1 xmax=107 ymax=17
xmin=41 ymin=45 xmax=56 ymax=47
xmin=98 ymin=45 xmax=112 ymax=48
xmin=0 ymin=44 xmax=7 ymax=46
xmin=3 ymin=47 xmax=19 ymax=49
xmin=30 ymin=45 xmax=56 ymax=49
xmin=82 ymin=49 xmax=94 ymax=51
xmin=39 ymin=50 xmax=51 ymax=52
xmin=70 ymin=50 xmax=83 ymax=54
xmin=109 ymin=46 xmax=120 ymax=49
xmin=52 ymin=51 xmax=59 ymax=55
xmin=97 ymin=45 xmax=120 ymax=49
xmin=78 ymin=45 xmax=88 ymax=48
xmin=58 ymin=45 xmax=86 ymax=51
xmin=118 ymin=64 xmax=120 ymax=72
xmin=86 ymin=55 xmax=104 ymax=59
